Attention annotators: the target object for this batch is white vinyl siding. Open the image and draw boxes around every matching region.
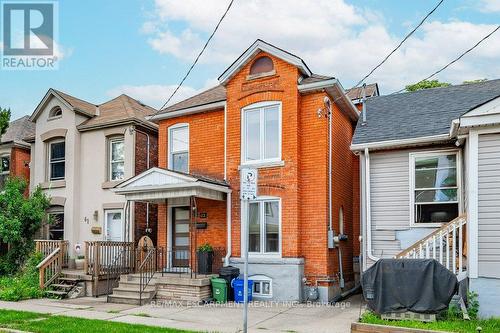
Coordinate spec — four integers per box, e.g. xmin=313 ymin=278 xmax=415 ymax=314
xmin=477 ymin=133 xmax=500 ymax=278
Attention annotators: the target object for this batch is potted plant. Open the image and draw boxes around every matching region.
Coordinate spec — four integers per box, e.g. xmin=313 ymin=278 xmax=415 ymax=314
xmin=197 ymin=243 xmax=214 ymax=274
xmin=75 ymin=255 xmax=85 ymax=270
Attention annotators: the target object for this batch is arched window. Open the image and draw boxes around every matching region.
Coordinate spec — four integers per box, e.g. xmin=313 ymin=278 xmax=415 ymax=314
xmin=249 ymin=56 xmax=274 ymax=76
xmin=49 ymin=106 xmax=62 ymax=119
xmin=339 ymin=206 xmax=344 ymax=235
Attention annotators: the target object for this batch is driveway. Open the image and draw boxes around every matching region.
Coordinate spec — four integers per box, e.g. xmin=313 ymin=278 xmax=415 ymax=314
xmin=0 ymin=295 xmax=364 ymax=333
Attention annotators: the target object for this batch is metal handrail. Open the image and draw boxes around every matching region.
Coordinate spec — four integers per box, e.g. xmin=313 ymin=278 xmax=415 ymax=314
xmin=138 ymin=247 xmax=157 ymax=305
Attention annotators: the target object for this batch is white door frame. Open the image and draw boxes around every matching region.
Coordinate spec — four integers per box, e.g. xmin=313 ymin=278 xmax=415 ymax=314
xmin=104 ymin=209 xmax=124 ymax=241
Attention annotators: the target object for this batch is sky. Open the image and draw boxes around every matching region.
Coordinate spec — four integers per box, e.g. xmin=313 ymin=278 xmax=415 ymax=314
xmin=1 ymin=0 xmax=500 ymax=120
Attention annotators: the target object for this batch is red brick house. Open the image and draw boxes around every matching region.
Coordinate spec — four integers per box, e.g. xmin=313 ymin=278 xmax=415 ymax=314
xmin=0 ymin=116 xmax=34 ymax=189
xmin=115 ymin=40 xmax=362 ymax=302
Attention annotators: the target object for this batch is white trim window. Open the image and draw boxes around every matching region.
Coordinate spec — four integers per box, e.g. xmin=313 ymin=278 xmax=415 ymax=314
xmin=248 ymin=198 xmax=281 ymax=254
xmin=104 ymin=209 xmax=124 ymax=241
xmin=48 ymin=209 xmax=64 ymax=241
xmin=109 ymin=137 xmax=125 ymax=181
xmin=250 ymin=275 xmax=273 ymax=297
xmin=0 ymin=154 xmax=10 ymax=188
xmin=168 ymin=124 xmax=189 ymax=173
xmin=410 ymin=150 xmax=461 ymax=226
xmin=49 ymin=140 xmax=65 ymax=181
xmin=241 ymin=102 xmax=281 ymax=165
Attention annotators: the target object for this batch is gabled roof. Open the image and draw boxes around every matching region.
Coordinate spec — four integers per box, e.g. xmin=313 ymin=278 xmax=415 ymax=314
xmin=1 ymin=116 xmax=35 ymax=148
xmin=154 ymin=76 xmax=365 ymax=119
xmin=218 ymin=39 xmax=312 ymax=85
xmin=346 ymin=83 xmax=379 ymax=101
xmin=351 ymin=79 xmax=500 ymax=149
xmin=30 ymin=89 xmax=158 ymax=132
xmin=77 ymin=94 xmax=157 ymax=131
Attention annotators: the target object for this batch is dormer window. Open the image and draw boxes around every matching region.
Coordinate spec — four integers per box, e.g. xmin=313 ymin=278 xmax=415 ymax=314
xmin=249 ymin=56 xmax=274 ymax=77
xmin=49 ymin=106 xmax=62 ymax=119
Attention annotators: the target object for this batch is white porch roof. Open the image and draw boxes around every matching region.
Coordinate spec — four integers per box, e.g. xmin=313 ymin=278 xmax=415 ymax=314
xmin=113 ymin=167 xmax=231 ymax=202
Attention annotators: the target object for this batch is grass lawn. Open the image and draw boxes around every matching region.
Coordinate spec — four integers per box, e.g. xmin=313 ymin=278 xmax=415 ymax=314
xmin=361 ymin=312 xmax=500 ymax=333
xmin=0 ymin=309 xmax=198 ymax=333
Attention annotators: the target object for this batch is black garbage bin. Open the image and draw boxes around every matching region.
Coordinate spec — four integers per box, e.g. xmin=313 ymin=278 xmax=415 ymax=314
xmin=219 ymin=266 xmax=240 ymax=301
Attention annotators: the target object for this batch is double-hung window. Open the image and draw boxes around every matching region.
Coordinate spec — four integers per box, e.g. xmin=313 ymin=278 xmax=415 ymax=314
xmin=411 ymin=151 xmax=460 ymax=225
xmin=49 ymin=140 xmax=65 ymax=181
xmin=242 ymin=102 xmax=281 ymax=165
xmin=169 ymin=125 xmax=189 ymax=173
xmin=48 ymin=210 xmax=64 ymax=240
xmin=0 ymin=155 xmax=10 ymax=188
xmin=248 ymin=199 xmax=280 ymax=254
xmin=109 ymin=137 xmax=125 ymax=181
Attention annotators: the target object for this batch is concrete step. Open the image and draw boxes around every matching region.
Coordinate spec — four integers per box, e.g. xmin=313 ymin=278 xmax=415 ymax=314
xmin=120 ymin=275 xmax=158 ymax=284
xmin=112 ymin=288 xmax=156 ymax=298
xmin=107 ymin=293 xmax=154 ymax=305
xmin=118 ymin=281 xmax=156 ymax=291
xmin=45 ymin=290 xmax=68 ymax=296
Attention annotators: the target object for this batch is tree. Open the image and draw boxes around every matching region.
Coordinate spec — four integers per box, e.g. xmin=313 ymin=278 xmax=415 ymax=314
xmin=0 ymin=107 xmax=11 ymax=139
xmin=405 ymin=80 xmax=451 ymax=92
xmin=0 ymin=177 xmax=51 ymax=275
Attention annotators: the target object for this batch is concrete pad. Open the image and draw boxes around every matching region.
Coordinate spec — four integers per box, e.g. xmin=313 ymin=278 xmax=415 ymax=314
xmin=0 ymin=300 xmax=69 ymax=314
xmin=25 ymin=299 xmax=92 ymax=310
xmin=57 ymin=309 xmax=123 ymax=320
xmin=121 ymin=303 xmax=191 ymax=317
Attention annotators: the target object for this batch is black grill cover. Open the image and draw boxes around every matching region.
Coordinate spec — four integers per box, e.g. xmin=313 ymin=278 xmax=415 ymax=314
xmin=362 ymin=259 xmax=458 ymax=314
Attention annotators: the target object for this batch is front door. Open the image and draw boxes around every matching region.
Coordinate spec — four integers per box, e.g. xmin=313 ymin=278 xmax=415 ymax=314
xmin=105 ymin=210 xmax=123 ymax=241
xmin=172 ymin=207 xmax=190 ymax=267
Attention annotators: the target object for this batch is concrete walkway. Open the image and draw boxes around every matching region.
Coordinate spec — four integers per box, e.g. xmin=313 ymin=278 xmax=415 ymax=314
xmin=0 ymin=295 xmax=364 ymax=333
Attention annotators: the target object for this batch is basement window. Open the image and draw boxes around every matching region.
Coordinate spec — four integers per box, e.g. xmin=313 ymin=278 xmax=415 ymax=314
xmin=250 ymin=275 xmax=272 ymax=297
xmin=410 ymin=151 xmax=460 ymax=226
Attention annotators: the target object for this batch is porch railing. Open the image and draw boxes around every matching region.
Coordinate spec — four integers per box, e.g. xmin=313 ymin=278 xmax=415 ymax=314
xmin=35 ymin=240 xmax=69 ymax=267
xmin=36 ymin=247 xmax=63 ymax=289
xmin=84 ymin=241 xmax=135 ymax=277
xmin=395 ymin=214 xmax=467 ymax=276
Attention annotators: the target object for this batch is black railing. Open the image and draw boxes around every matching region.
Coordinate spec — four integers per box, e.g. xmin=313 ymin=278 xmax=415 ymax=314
xmin=104 ymin=244 xmax=135 ymax=300
xmin=139 ymin=247 xmax=157 ymax=304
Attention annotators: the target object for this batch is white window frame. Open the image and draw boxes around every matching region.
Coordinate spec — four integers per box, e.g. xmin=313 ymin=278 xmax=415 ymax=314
xmin=244 ymin=196 xmax=282 ymax=257
xmin=48 ymin=208 xmax=64 ymax=241
xmin=48 ymin=139 xmax=65 ymax=181
xmin=48 ymin=106 xmax=62 ymax=120
xmin=241 ymin=101 xmax=282 ymax=167
xmin=409 ymin=149 xmax=462 ymax=228
xmin=168 ymin=123 xmax=189 ymax=173
xmin=249 ymin=274 xmax=273 ymax=298
xmin=0 ymin=154 xmax=10 ymax=176
xmin=109 ymin=137 xmax=125 ymax=181
xmin=104 ymin=209 xmax=124 ymax=241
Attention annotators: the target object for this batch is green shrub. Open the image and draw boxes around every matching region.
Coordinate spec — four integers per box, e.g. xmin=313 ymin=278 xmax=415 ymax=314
xmin=0 ymin=252 xmax=44 ymax=301
xmin=467 ymin=291 xmax=479 ymax=320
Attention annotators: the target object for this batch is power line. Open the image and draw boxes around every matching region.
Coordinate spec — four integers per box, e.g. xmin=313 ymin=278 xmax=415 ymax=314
xmin=392 ymin=24 xmax=500 ymax=94
xmin=158 ymin=0 xmax=235 ymax=112
xmin=353 ymin=0 xmax=445 ymax=89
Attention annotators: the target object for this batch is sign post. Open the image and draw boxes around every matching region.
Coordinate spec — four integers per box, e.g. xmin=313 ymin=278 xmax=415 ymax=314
xmin=240 ymin=168 xmax=257 ymax=333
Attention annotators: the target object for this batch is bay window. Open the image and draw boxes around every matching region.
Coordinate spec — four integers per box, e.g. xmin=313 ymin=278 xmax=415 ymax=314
xmin=248 ymin=199 xmax=280 ymax=254
xmin=242 ymin=102 xmax=281 ymax=165
xmin=109 ymin=137 xmax=125 ymax=181
xmin=411 ymin=151 xmax=460 ymax=225
xmin=49 ymin=140 xmax=65 ymax=181
xmin=169 ymin=124 xmax=189 ymax=173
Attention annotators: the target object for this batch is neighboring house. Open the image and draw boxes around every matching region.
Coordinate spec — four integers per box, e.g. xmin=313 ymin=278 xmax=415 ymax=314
xmin=0 ymin=116 xmax=34 ymax=188
xmin=26 ymin=89 xmax=158 ymax=256
xmin=115 ymin=40 xmax=361 ymax=302
xmin=351 ymin=79 xmax=500 ymax=317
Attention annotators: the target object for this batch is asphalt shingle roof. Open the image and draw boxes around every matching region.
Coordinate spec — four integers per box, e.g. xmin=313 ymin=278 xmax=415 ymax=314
xmin=352 ymin=79 xmax=500 ymax=146
xmin=1 ymin=116 xmax=35 ymax=147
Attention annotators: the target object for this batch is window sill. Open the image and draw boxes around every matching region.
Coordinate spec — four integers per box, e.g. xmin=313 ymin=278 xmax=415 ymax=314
xmin=246 ymin=70 xmax=276 ymax=81
xmin=40 ymin=180 xmax=66 ymax=189
xmin=239 ymin=160 xmax=285 ymax=170
xmin=102 ymin=180 xmax=123 ymax=189
xmin=47 ymin=115 xmax=62 ymax=122
xmin=410 ymin=222 xmax=445 ymax=228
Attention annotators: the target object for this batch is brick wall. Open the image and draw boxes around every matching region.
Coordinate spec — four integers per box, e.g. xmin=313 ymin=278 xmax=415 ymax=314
xmin=10 ymin=147 xmax=30 ymax=182
xmin=134 ymin=128 xmax=159 ymax=244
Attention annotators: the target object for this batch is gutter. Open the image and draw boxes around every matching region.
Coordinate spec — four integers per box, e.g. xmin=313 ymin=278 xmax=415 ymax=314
xmin=147 ymin=101 xmax=226 ymax=122
xmin=351 ymin=134 xmax=451 ymax=152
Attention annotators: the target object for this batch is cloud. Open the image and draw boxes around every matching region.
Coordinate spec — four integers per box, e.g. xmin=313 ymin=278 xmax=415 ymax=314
xmin=142 ymin=0 xmax=500 ymax=93
xmin=479 ymin=0 xmax=500 ymax=13
xmin=107 ymin=79 xmax=218 ymax=109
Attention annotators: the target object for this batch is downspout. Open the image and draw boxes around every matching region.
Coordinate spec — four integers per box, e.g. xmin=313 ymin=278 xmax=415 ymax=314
xmin=136 ymin=128 xmax=151 ymax=233
xmin=364 ymin=148 xmax=379 ymax=263
xmin=223 ymin=102 xmax=227 ymax=181
xmin=224 ymin=191 xmax=232 ymax=266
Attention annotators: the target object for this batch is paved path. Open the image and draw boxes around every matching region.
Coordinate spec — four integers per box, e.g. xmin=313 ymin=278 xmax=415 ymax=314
xmin=0 ymin=295 xmax=364 ymax=333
